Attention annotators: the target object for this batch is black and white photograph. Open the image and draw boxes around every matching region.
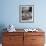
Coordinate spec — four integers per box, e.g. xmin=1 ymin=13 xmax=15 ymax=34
xmin=19 ymin=5 xmax=34 ymax=22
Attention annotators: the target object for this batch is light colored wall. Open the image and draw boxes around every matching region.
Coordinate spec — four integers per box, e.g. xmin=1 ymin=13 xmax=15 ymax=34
xmin=0 ymin=0 xmax=46 ymax=29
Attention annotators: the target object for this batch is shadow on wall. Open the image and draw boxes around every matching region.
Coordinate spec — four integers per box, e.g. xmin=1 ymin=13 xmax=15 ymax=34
xmin=0 ymin=24 xmax=7 ymax=43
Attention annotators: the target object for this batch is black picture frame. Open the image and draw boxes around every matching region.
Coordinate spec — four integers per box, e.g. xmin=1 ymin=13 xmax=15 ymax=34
xmin=19 ymin=5 xmax=34 ymax=23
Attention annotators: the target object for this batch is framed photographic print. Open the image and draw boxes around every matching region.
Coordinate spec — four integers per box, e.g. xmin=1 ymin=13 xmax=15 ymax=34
xmin=19 ymin=5 xmax=34 ymax=23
